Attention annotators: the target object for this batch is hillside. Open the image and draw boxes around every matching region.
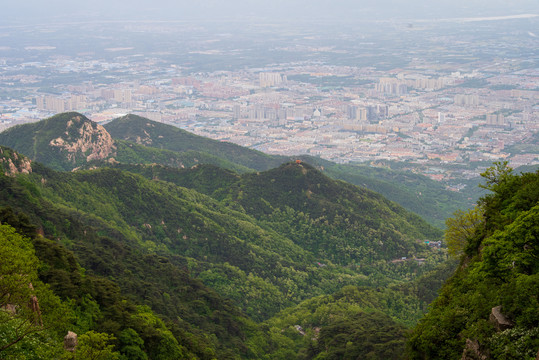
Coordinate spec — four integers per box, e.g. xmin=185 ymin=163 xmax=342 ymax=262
xmin=0 ymin=112 xmax=116 ymax=171
xmin=0 ymin=133 xmax=459 ymax=360
xmin=0 ymin=112 xmax=473 ymax=226
xmin=105 ymin=114 xmax=285 ymax=172
xmin=408 ymin=164 xmax=539 ymax=359
xmin=216 ymin=161 xmax=441 ymax=264
xmin=106 ymin=115 xmax=472 ymax=227
xmin=0 ymin=112 xmax=251 ymax=173
xmin=0 ymin=143 xmax=445 ymax=317
xmin=0 ymin=151 xmax=263 ymax=359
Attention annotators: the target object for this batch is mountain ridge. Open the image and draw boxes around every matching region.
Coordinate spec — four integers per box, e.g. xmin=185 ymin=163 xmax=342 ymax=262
xmin=0 ymin=112 xmax=472 ymax=226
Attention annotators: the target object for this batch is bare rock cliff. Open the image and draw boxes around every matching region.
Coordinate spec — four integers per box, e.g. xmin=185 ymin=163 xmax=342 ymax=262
xmin=49 ymin=115 xmax=116 ymax=163
xmin=0 ymin=147 xmax=32 ymax=176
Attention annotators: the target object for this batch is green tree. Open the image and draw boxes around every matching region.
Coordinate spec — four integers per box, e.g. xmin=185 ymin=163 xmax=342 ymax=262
xmin=444 ymin=207 xmax=483 ymax=258
xmin=74 ymin=331 xmax=121 ymax=360
xmin=479 ymin=161 xmax=513 ymax=192
xmin=0 ymin=224 xmax=41 ymax=353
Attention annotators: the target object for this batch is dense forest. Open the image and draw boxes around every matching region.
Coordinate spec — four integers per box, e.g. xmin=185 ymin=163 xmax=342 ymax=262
xmin=0 ymin=112 xmax=472 ymax=226
xmin=1 ymin=113 xmax=536 ymax=359
xmin=408 ymin=163 xmax=539 ymax=359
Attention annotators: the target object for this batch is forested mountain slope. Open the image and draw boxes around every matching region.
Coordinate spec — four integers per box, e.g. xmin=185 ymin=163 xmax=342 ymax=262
xmin=105 ymin=114 xmax=285 ymax=172
xmin=0 ymin=133 xmax=456 ymax=358
xmin=408 ymin=164 xmax=539 ymax=359
xmin=0 ymin=149 xmax=263 ymax=359
xmin=106 ymin=114 xmax=471 ymax=226
xmin=1 ymin=144 xmax=444 ymax=319
xmin=0 ymin=112 xmax=472 ymax=226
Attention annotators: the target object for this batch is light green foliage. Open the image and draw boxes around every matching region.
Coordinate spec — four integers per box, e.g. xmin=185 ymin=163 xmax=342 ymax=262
xmin=445 ymin=207 xmax=483 ymax=258
xmin=479 ymin=160 xmax=514 ymax=191
xmin=408 ymin=167 xmax=539 ymax=359
xmin=0 ymin=224 xmax=68 ymax=358
xmin=74 ymin=331 xmax=121 ymax=360
xmin=0 ymin=224 xmax=38 ymax=309
xmin=118 ymin=328 xmax=148 ymax=360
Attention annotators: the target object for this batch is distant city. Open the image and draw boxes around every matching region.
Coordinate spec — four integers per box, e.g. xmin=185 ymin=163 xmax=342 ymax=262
xmin=1 ymin=17 xmax=538 ymax=191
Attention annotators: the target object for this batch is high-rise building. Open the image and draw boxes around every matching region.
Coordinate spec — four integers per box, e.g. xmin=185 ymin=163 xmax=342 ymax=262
xmin=486 ymin=113 xmax=505 ymax=126
xmin=454 ymin=94 xmax=479 ymax=106
xmin=233 ymin=104 xmax=241 ymax=119
xmin=259 ymin=73 xmax=284 ymax=88
xmin=346 ymin=105 xmax=357 ymax=120
xmin=438 ymin=112 xmax=445 ymax=123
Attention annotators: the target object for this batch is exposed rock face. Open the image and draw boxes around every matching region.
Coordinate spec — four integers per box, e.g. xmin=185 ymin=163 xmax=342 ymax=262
xmin=490 ymin=305 xmax=513 ymax=332
xmin=135 ymin=128 xmax=153 ymax=146
xmin=49 ymin=115 xmax=116 ymax=163
xmin=0 ymin=147 xmax=32 ymax=176
xmin=64 ymin=331 xmax=78 ymax=352
xmin=461 ymin=339 xmax=488 ymax=360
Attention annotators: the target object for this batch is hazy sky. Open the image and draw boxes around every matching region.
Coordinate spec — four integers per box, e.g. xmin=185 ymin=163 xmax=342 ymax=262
xmin=1 ymin=0 xmax=538 ymax=24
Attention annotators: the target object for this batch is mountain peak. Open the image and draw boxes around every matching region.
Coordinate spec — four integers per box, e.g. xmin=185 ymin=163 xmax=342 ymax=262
xmin=48 ymin=113 xmax=116 ymax=163
xmin=0 ymin=112 xmax=116 ymax=171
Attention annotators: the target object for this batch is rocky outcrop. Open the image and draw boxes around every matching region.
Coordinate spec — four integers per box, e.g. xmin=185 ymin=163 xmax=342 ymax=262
xmin=489 ymin=305 xmax=513 ymax=332
xmin=49 ymin=114 xmax=116 ymax=164
xmin=0 ymin=147 xmax=32 ymax=176
xmin=461 ymin=339 xmax=488 ymax=360
xmin=64 ymin=331 xmax=78 ymax=352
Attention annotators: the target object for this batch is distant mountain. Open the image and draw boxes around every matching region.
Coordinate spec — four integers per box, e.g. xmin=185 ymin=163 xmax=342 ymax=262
xmin=105 ymin=114 xmax=286 ymax=171
xmin=408 ymin=165 xmax=539 ymax=359
xmin=108 ymin=114 xmax=472 ymax=225
xmin=1 ymin=112 xmax=472 ymax=226
xmin=0 ymin=112 xmax=251 ymax=173
xmin=0 ymin=112 xmax=115 ymax=171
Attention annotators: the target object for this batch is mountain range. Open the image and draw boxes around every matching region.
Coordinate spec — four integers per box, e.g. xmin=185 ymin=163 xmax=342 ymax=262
xmin=2 ymin=112 xmax=535 ymax=359
xmin=0 ymin=112 xmax=473 ymax=227
xmin=0 ymin=112 xmax=447 ymax=358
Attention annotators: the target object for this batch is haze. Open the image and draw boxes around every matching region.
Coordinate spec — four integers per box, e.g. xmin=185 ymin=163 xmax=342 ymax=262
xmin=2 ymin=0 xmax=538 ymax=24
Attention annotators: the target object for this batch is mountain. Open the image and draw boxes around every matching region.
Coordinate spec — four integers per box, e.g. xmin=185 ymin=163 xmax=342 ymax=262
xmin=0 ymin=112 xmax=251 ymax=173
xmin=0 ymin=148 xmax=261 ymax=359
xmin=106 ymin=114 xmax=472 ymax=227
xmin=0 ymin=141 xmax=445 ymax=311
xmin=1 ymin=112 xmax=472 ymax=226
xmin=0 ymin=140 xmax=454 ymax=358
xmin=0 ymin=112 xmax=115 ymax=171
xmin=105 ymin=114 xmax=285 ymax=172
xmin=408 ymin=164 xmax=539 ymax=359
xmin=214 ymin=161 xmax=441 ymax=263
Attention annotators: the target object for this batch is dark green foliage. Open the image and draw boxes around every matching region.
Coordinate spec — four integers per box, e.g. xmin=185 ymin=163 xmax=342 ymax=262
xmin=408 ymin=167 xmax=539 ymax=359
xmin=114 ymin=139 xmax=251 ymax=174
xmin=105 ymin=114 xmax=285 ymax=172
xmin=82 ymin=162 xmax=241 ymax=200
xmin=1 ymin=113 xmax=474 ymax=227
xmin=0 ymin=113 xmax=108 ymax=171
xmin=0 ymin=139 xmax=456 ymax=358
xmin=217 ymin=162 xmax=442 ymax=265
xmin=260 ymin=285 xmax=421 ymax=359
xmin=308 ymin=311 xmax=407 ymax=360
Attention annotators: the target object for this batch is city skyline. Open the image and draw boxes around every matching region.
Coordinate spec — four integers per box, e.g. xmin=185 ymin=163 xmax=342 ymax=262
xmin=0 ymin=9 xmax=537 ymax=194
